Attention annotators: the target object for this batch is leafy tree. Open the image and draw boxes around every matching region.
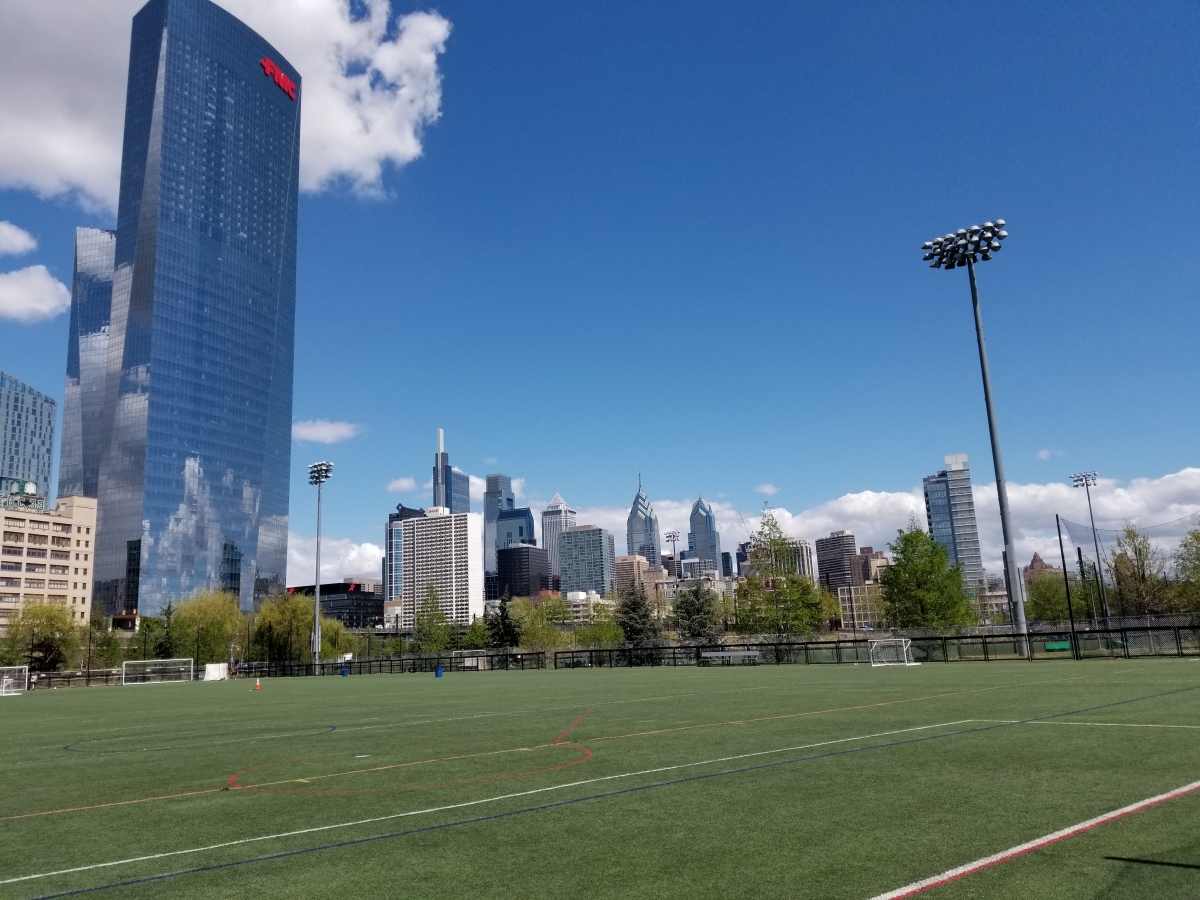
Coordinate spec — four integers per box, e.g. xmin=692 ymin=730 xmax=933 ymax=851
xmin=171 ymin=591 xmax=246 ymax=664
xmin=1175 ymin=528 xmax=1200 ymax=610
xmin=154 ymin=601 xmax=177 ymax=658
xmin=615 ymin=584 xmax=660 ymax=645
xmin=1109 ymin=524 xmax=1171 ymax=615
xmin=254 ymin=592 xmax=324 ymax=662
xmin=730 ymin=510 xmax=834 ymax=635
xmin=1025 ymin=572 xmax=1072 ymax=622
xmin=510 ymin=597 xmax=568 ymax=651
xmin=413 ymin=584 xmax=454 ymax=653
xmin=486 ymin=594 xmax=522 ymax=648
xmin=86 ymin=605 xmax=124 ymax=669
xmin=461 ymin=616 xmax=489 ymax=650
xmin=0 ymin=602 xmax=80 ymax=671
xmin=879 ymin=519 xmax=974 ymax=627
xmin=575 ymin=600 xmax=623 ymax=648
xmin=673 ymin=582 xmax=719 ymax=641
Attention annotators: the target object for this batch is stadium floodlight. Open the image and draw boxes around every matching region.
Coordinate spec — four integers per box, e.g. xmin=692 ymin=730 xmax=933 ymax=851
xmin=1071 ymin=471 xmax=1110 ymax=619
xmin=920 ymin=219 xmax=1027 ymax=646
xmin=664 ymin=530 xmax=681 ymax=575
xmin=0 ymin=665 xmax=29 ymax=695
xmin=869 ymin=639 xmax=919 ymax=667
xmin=308 ymin=461 xmax=333 ymax=668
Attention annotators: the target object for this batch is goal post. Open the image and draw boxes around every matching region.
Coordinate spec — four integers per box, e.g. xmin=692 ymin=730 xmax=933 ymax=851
xmin=122 ymin=659 xmax=194 ymax=685
xmin=869 ymin=639 xmax=919 ymax=667
xmin=0 ymin=665 xmax=29 ymax=695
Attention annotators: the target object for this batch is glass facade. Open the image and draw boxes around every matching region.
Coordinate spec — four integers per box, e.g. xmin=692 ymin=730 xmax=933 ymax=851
xmin=540 ymin=493 xmax=576 ymax=577
xmin=625 ymin=482 xmax=661 ymax=566
xmin=0 ymin=372 xmax=56 ymax=495
xmin=61 ymin=0 xmax=300 ymax=616
xmin=923 ymin=454 xmax=984 ymax=588
xmin=496 ymin=507 xmax=535 ymax=551
xmin=686 ymin=496 xmax=722 ymax=572
xmin=483 ymin=473 xmax=514 ymax=573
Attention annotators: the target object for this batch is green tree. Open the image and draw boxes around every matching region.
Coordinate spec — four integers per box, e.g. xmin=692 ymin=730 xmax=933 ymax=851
xmin=86 ymin=605 xmax=124 ymax=669
xmin=575 ymin=600 xmax=623 ymax=648
xmin=154 ymin=601 xmax=177 ymax=658
xmin=171 ymin=591 xmax=246 ymax=664
xmin=673 ymin=582 xmax=719 ymax=641
xmin=254 ymin=592 xmax=316 ymax=662
xmin=1025 ymin=572 xmax=1071 ymax=622
xmin=1109 ymin=524 xmax=1171 ymax=615
xmin=614 ymin=584 xmax=660 ymax=645
xmin=0 ymin=602 xmax=81 ymax=671
xmin=413 ymin=584 xmax=454 ymax=653
xmin=510 ymin=597 xmax=568 ymax=651
xmin=486 ymin=594 xmax=522 ymax=648
xmin=461 ymin=616 xmax=489 ymax=650
xmin=1175 ymin=527 xmax=1200 ymax=610
xmin=879 ymin=519 xmax=974 ymax=627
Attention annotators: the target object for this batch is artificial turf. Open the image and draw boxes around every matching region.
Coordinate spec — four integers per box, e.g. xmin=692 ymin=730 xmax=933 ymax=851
xmin=2 ymin=659 xmax=1198 ymax=899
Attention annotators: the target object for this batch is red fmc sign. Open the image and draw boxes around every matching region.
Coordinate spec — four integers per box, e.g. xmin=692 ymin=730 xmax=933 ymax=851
xmin=260 ymin=58 xmax=296 ymax=100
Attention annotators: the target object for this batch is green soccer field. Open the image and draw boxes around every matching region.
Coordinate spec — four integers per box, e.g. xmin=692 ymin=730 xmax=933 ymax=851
xmin=2 ymin=660 xmax=1199 ymax=899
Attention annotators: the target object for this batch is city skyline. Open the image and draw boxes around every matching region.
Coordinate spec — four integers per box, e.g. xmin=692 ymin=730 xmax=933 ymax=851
xmin=1 ymin=2 xmax=1198 ymax=595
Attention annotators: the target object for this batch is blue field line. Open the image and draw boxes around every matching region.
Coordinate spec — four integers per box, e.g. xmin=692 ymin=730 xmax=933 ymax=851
xmin=27 ymin=684 xmax=1200 ymax=899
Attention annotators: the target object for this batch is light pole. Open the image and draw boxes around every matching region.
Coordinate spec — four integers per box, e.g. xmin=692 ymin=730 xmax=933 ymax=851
xmin=664 ymin=530 xmax=681 ymax=577
xmin=308 ymin=461 xmax=333 ymax=667
xmin=921 ymin=221 xmax=1028 ymax=642
xmin=1071 ymin=471 xmax=1110 ymax=621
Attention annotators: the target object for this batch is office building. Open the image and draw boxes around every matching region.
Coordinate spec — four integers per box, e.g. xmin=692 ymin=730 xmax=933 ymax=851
xmin=287 ymin=580 xmax=382 ymax=629
xmin=923 ymin=454 xmax=984 ymax=588
xmin=625 ymin=479 xmax=661 ymax=566
xmin=541 ymin=493 xmax=576 ymax=576
xmin=483 ymin=473 xmax=515 ymax=573
xmin=496 ymin=507 xmax=535 ymax=551
xmin=496 ymin=544 xmax=551 ymax=599
xmin=558 ymin=525 xmax=616 ymax=597
xmin=786 ymin=539 xmax=816 ymax=579
xmin=661 ymin=553 xmax=681 ymax=579
xmin=735 ymin=541 xmax=751 ymax=577
xmin=816 ymin=530 xmax=858 ymax=594
xmin=1023 ymin=552 xmax=1071 ymax=588
xmin=680 ymin=557 xmax=719 ymax=580
xmin=686 ymin=496 xmax=722 ymax=572
xmin=396 ymin=507 xmax=483 ymax=630
xmin=721 ymin=551 xmax=734 ymax=579
xmin=855 ymin=547 xmax=889 ymax=584
xmin=614 ymin=554 xmax=650 ymax=594
xmin=1 ymin=373 xmax=56 ymax=497
xmin=0 ymin=493 xmax=97 ymax=632
xmin=431 ymin=429 xmax=471 ymax=514
xmin=60 ymin=0 xmax=300 ymax=618
xmin=838 ymin=584 xmax=882 ymax=630
xmin=383 ymin=503 xmax=425 ymax=607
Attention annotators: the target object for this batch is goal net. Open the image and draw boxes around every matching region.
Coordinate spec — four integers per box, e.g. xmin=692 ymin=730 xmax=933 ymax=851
xmin=869 ymin=639 xmax=919 ymax=667
xmin=122 ymin=659 xmax=194 ymax=685
xmin=0 ymin=666 xmax=28 ymax=695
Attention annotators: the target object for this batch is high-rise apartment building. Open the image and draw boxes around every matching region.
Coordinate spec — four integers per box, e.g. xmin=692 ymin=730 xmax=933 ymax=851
xmin=626 ymin=479 xmax=661 ymax=566
xmin=816 ymin=530 xmax=858 ymax=594
xmin=0 ymin=373 xmax=55 ymax=496
xmin=383 ymin=503 xmax=426 ymax=607
xmin=923 ymin=453 xmax=984 ymax=588
xmin=397 ymin=507 xmax=483 ymax=629
xmin=614 ymin=554 xmax=650 ymax=594
xmin=431 ymin=429 xmax=471 ymax=514
xmin=483 ymin=473 xmax=515 ymax=573
xmin=686 ymin=497 xmax=722 ymax=572
xmin=541 ymin=493 xmax=576 ymax=576
xmin=60 ymin=0 xmax=300 ymax=618
xmin=558 ymin=525 xmax=615 ymax=597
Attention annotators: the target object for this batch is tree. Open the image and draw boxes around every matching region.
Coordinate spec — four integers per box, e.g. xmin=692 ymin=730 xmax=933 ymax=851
xmin=254 ymin=592 xmax=313 ymax=662
xmin=486 ymin=594 xmax=522 ymax=649
xmin=730 ymin=509 xmax=833 ymax=635
xmin=1025 ymin=572 xmax=1071 ymax=622
xmin=510 ymin=597 xmax=568 ymax=651
xmin=1175 ymin=527 xmax=1200 ymax=611
xmin=413 ymin=584 xmax=454 ymax=653
xmin=615 ymin=584 xmax=660 ymax=645
xmin=0 ymin=602 xmax=80 ymax=671
xmin=155 ymin=601 xmax=177 ymax=659
xmin=461 ymin=616 xmax=489 ymax=650
xmin=171 ymin=591 xmax=246 ymax=664
xmin=879 ymin=519 xmax=974 ymax=628
xmin=1109 ymin=524 xmax=1170 ymax=615
xmin=673 ymin=582 xmax=719 ymax=641
xmin=575 ymin=600 xmax=623 ymax=648
xmin=87 ymin=605 xmax=124 ymax=669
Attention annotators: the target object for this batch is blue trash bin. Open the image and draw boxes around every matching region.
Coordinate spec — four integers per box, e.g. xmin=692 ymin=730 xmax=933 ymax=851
xmin=341 ymin=668 xmax=349 ymax=677
xmin=435 ymin=666 xmax=443 ymax=678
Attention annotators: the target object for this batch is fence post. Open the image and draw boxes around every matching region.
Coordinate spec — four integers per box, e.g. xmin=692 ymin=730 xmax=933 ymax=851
xmin=943 ymin=637 xmax=949 ymax=662
xmin=1175 ymin=627 xmax=1183 ymax=658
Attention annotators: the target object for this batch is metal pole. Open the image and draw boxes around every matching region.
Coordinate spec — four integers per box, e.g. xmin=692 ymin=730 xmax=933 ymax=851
xmin=1083 ymin=480 xmax=1110 ymax=620
xmin=1056 ymin=515 xmax=1078 ymax=660
xmin=313 ymin=479 xmax=323 ymax=667
xmin=966 ymin=258 xmax=1027 ymax=646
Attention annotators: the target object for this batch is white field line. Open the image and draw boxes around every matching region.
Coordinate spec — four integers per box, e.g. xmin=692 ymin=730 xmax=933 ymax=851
xmin=976 ymin=719 xmax=1200 ymax=730
xmin=869 ymin=778 xmax=1200 ymax=899
xmin=1 ymin=720 xmax=970 ymax=887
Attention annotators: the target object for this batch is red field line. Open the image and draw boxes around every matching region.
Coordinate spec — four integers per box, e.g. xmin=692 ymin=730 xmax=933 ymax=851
xmin=552 ymin=708 xmax=593 ymax=745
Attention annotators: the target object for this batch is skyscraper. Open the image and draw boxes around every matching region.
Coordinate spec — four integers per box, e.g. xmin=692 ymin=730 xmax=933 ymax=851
xmin=61 ymin=0 xmax=300 ymax=617
xmin=558 ymin=525 xmax=616 ymax=596
xmin=626 ymin=478 xmax=661 ymax=566
xmin=541 ymin=493 xmax=576 ymax=576
xmin=815 ymin=530 xmax=858 ymax=594
xmin=396 ymin=507 xmax=483 ymax=629
xmin=483 ymin=473 xmax=515 ymax=573
xmin=496 ymin=507 xmax=535 ymax=551
xmin=383 ymin=503 xmax=426 ymax=607
xmin=923 ymin=453 xmax=984 ymax=587
xmin=686 ymin=496 xmax=722 ymax=572
xmin=431 ymin=429 xmax=470 ymax=514
xmin=496 ymin=544 xmax=551 ymax=600
xmin=0 ymin=372 xmax=56 ymax=495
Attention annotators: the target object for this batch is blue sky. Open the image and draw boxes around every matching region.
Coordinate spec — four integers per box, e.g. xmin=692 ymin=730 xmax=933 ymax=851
xmin=2 ymin=0 xmax=1198 ymax=580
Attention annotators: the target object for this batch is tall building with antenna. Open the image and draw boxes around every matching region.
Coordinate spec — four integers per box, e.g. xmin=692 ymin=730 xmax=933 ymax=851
xmin=431 ymin=428 xmax=471 ymax=514
xmin=626 ymin=476 xmax=662 ymax=566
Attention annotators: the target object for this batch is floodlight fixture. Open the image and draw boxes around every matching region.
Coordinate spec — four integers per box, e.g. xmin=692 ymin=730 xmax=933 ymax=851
xmin=922 ymin=219 xmax=1007 ymax=268
xmin=1071 ymin=471 xmax=1109 ymax=618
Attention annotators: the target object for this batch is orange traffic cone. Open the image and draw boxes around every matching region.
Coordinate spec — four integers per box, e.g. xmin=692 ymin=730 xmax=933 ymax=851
xmin=255 ymin=678 xmax=261 ymax=690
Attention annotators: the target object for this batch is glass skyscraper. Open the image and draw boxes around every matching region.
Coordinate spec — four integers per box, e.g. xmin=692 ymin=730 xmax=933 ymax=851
xmin=686 ymin=496 xmax=722 ymax=573
xmin=923 ymin=454 xmax=984 ymax=588
xmin=541 ymin=493 xmax=576 ymax=577
xmin=483 ymin=473 xmax=515 ymax=573
xmin=60 ymin=0 xmax=300 ymax=617
xmin=626 ymin=478 xmax=662 ymax=566
xmin=431 ymin=429 xmax=471 ymax=514
xmin=0 ymin=372 xmax=56 ymax=495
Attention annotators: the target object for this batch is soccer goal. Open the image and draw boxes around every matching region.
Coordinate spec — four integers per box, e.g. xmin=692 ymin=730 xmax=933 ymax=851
xmin=122 ymin=659 xmax=194 ymax=685
xmin=869 ymin=639 xmax=919 ymax=667
xmin=0 ymin=666 xmax=29 ymax=695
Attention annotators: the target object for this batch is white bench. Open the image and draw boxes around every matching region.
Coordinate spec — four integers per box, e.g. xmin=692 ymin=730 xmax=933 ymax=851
xmin=699 ymin=650 xmax=761 ymax=666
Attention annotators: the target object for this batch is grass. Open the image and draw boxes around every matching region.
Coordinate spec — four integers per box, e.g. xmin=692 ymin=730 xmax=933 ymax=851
xmin=2 ymin=659 xmax=1199 ymax=899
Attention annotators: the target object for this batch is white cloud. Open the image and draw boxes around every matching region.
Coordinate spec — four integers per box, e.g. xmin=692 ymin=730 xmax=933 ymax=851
xmin=287 ymin=531 xmax=382 ymax=585
xmin=469 ymin=474 xmax=486 ymax=504
xmin=292 ymin=419 xmax=362 ymax=443
xmin=386 ymin=476 xmax=417 ymax=493
xmin=0 ymin=0 xmax=451 ymax=210
xmin=484 ymin=457 xmax=497 ymax=466
xmin=755 ymin=483 xmax=780 ymax=496
xmin=0 ymin=222 xmax=37 ymax=256
xmin=0 ymin=265 xmax=71 ymax=322
xmin=511 ymin=477 xmax=526 ymax=500
xmin=1037 ymin=449 xmax=1064 ymax=460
